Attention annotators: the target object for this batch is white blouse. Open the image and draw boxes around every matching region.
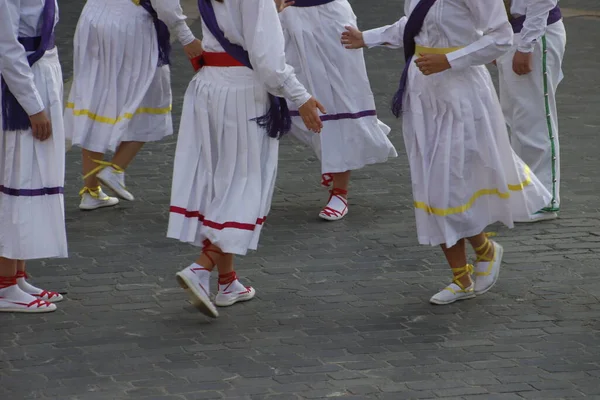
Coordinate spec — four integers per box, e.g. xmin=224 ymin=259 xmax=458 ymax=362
xmin=508 ymin=0 xmax=560 ymax=53
xmin=150 ymin=0 xmax=195 ymax=46
xmin=362 ymin=0 xmax=514 ymax=70
xmin=0 ymin=0 xmax=57 ymax=117
xmin=200 ymin=0 xmax=311 ymax=109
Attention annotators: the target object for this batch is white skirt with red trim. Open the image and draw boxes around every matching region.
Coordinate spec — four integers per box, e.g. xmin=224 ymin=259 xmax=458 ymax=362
xmin=279 ymin=0 xmax=397 ymax=184
xmin=167 ymin=67 xmax=278 ymax=256
xmin=64 ymin=0 xmax=172 ymax=153
xmin=0 ymin=48 xmax=68 ymax=260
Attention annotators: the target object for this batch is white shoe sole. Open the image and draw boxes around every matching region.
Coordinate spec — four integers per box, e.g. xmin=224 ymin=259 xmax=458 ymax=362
xmin=79 ymin=198 xmax=119 ymax=211
xmin=176 ymin=272 xmax=218 ymax=318
xmin=97 ymin=175 xmax=135 ymax=201
xmin=319 ymin=210 xmax=348 ymax=221
xmin=0 ymin=304 xmax=57 ymax=313
xmin=475 ymin=244 xmax=504 ymax=295
xmin=215 ymin=287 xmax=256 ymax=307
xmin=429 ymin=292 xmax=476 ymax=305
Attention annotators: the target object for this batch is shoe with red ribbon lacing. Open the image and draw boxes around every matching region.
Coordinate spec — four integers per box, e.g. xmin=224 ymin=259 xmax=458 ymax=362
xmin=175 ymin=240 xmax=220 ymax=318
xmin=16 ymin=271 xmax=64 ymax=303
xmin=214 ymin=271 xmax=255 ymax=307
xmin=0 ymin=276 xmax=56 ymax=313
xmin=319 ymin=188 xmax=348 ymax=221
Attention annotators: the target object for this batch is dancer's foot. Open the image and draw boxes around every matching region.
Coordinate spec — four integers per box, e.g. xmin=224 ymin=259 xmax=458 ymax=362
xmin=473 ymin=240 xmax=503 ymax=295
xmin=79 ymin=186 xmax=119 ymax=210
xmin=214 ymin=272 xmax=255 ymax=307
xmin=0 ymin=277 xmax=56 ymax=313
xmin=430 ymin=264 xmax=475 ymax=305
xmin=176 ymin=264 xmax=218 ymax=318
xmin=97 ymin=165 xmax=134 ymax=201
xmin=16 ymin=271 xmax=63 ymax=303
xmin=319 ymin=188 xmax=348 ymax=221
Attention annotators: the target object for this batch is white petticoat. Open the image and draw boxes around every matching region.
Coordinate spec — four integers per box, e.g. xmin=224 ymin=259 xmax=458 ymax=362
xmin=64 ymin=0 xmax=172 ymax=153
xmin=167 ymin=67 xmax=278 ymax=256
xmin=279 ymin=0 xmax=397 ymax=182
xmin=402 ymin=60 xmax=552 ymax=247
xmin=0 ymin=48 xmax=68 ymax=260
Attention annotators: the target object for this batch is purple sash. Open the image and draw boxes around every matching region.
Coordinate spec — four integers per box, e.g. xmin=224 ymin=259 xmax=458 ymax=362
xmin=510 ymin=6 xmax=562 ymax=34
xmin=139 ymin=0 xmax=171 ymax=66
xmin=292 ymin=0 xmax=335 ymax=6
xmin=1 ymin=0 xmax=56 ymax=132
xmin=197 ymin=0 xmax=291 ymax=139
xmin=391 ymin=0 xmax=438 ymax=117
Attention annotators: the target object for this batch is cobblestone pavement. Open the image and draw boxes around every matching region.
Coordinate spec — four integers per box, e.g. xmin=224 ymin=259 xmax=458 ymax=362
xmin=2 ymin=1 xmax=600 ymax=399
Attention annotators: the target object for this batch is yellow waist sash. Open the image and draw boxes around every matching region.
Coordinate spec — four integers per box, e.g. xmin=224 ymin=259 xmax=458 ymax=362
xmin=415 ymin=45 xmax=463 ymax=56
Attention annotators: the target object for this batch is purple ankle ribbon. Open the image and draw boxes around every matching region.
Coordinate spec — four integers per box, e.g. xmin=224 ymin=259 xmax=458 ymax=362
xmin=138 ymin=0 xmax=171 ymax=66
xmin=292 ymin=0 xmax=335 ymax=7
xmin=391 ymin=0 xmax=438 ymax=118
xmin=197 ymin=0 xmax=291 ymax=139
xmin=2 ymin=0 xmax=56 ymax=132
xmin=510 ymin=6 xmax=562 ymax=33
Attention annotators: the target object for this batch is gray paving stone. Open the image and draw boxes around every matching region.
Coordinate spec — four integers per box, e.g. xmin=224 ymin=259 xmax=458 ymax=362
xmin=2 ymin=2 xmax=600 ymax=400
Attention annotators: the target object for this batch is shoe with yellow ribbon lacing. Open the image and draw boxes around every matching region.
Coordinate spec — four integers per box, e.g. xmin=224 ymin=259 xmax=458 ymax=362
xmin=429 ymin=264 xmax=476 ymax=305
xmin=79 ymin=186 xmax=119 ymax=211
xmin=473 ymin=238 xmax=503 ymax=295
xmin=88 ymin=160 xmax=135 ymax=201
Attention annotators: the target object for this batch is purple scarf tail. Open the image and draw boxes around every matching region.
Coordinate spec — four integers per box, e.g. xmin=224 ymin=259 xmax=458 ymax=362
xmin=292 ymin=0 xmax=335 ymax=7
xmin=510 ymin=6 xmax=562 ymax=33
xmin=139 ymin=0 xmax=171 ymax=66
xmin=197 ymin=0 xmax=291 ymax=139
xmin=392 ymin=0 xmax=438 ymax=118
xmin=2 ymin=0 xmax=56 ymax=132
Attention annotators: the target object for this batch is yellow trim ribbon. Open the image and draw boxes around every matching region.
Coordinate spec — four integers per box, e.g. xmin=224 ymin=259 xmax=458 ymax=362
xmin=415 ymin=166 xmax=533 ymax=216
xmin=65 ymin=102 xmax=172 ymax=126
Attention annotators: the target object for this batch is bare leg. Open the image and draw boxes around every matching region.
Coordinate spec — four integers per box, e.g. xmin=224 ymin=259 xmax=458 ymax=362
xmin=440 ymin=239 xmax=472 ymax=289
xmin=331 ymin=171 xmax=351 ymax=198
xmin=0 ymin=257 xmax=17 ymax=278
xmin=82 ymin=149 xmax=104 ymax=188
xmin=110 ymin=141 xmax=145 ymax=170
xmin=467 ymin=232 xmax=495 ymax=261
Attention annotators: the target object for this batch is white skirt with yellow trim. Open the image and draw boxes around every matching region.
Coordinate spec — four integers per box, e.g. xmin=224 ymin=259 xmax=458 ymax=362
xmin=64 ymin=0 xmax=173 ymax=154
xmin=402 ymin=61 xmax=552 ymax=247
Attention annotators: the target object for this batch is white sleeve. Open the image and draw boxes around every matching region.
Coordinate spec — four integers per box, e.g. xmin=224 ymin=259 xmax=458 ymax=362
xmin=0 ymin=0 xmax=44 ymax=116
xmin=240 ymin=0 xmax=311 ymax=109
xmin=362 ymin=17 xmax=408 ymax=49
xmin=150 ymin=0 xmax=196 ymax=46
xmin=518 ymin=0 xmax=558 ymax=53
xmin=446 ymin=0 xmax=514 ymax=70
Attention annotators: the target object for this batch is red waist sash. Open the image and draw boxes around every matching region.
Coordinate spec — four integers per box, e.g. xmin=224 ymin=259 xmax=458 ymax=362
xmin=191 ymin=52 xmax=246 ymax=71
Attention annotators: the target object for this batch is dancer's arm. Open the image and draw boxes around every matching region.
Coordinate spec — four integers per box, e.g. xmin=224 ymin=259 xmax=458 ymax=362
xmin=362 ymin=17 xmax=408 ymax=49
xmin=444 ymin=0 xmax=514 ymax=70
xmin=519 ymin=0 xmax=558 ymax=53
xmin=240 ymin=0 xmax=324 ymax=132
xmin=151 ymin=0 xmax=196 ymax=46
xmin=0 ymin=0 xmax=44 ymax=118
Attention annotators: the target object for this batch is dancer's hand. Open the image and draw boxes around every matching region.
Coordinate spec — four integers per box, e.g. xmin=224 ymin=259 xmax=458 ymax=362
xmin=341 ymin=26 xmax=365 ymax=49
xmin=298 ymin=97 xmax=326 ymax=134
xmin=414 ymin=53 xmax=451 ymax=75
xmin=29 ymin=110 xmax=52 ymax=141
xmin=512 ymin=50 xmax=532 ymax=75
xmin=183 ymin=39 xmax=204 ymax=59
xmin=275 ymin=0 xmax=294 ymax=12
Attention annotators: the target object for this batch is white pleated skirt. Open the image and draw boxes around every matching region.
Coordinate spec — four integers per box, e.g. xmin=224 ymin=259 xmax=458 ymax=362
xmin=0 ymin=48 xmax=68 ymax=260
xmin=64 ymin=0 xmax=172 ymax=153
xmin=167 ymin=67 xmax=278 ymax=256
xmin=402 ymin=60 xmax=552 ymax=247
xmin=279 ymin=0 xmax=397 ymax=182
